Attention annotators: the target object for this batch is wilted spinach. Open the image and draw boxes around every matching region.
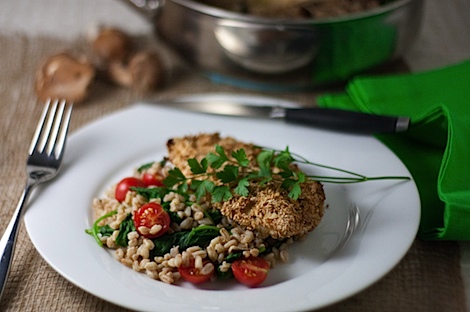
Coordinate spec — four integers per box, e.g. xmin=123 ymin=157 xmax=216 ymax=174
xmin=151 ymin=225 xmax=221 ymax=257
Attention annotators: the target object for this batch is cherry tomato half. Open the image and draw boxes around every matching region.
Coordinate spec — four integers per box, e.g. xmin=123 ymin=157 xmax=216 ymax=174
xmin=133 ymin=203 xmax=170 ymax=239
xmin=231 ymin=257 xmax=270 ymax=287
xmin=142 ymin=172 xmax=164 ymax=187
xmin=115 ymin=177 xmax=145 ymax=202
xmin=178 ymin=259 xmax=214 ymax=284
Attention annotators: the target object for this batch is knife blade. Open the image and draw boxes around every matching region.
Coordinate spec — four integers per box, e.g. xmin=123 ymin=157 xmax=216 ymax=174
xmin=154 ymin=100 xmax=410 ymax=134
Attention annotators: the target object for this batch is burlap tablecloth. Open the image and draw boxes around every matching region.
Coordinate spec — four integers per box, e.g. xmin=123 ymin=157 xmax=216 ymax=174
xmin=0 ymin=33 xmax=466 ymax=312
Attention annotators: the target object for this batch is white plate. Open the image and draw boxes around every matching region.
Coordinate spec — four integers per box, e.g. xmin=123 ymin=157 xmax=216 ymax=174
xmin=24 ymin=96 xmax=420 ymax=312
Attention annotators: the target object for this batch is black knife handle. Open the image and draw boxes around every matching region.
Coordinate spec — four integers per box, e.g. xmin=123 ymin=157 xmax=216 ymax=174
xmin=284 ymin=108 xmax=409 ymax=134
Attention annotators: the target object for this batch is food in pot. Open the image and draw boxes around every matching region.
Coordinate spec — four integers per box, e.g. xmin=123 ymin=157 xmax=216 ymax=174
xmin=198 ymin=0 xmax=394 ymax=19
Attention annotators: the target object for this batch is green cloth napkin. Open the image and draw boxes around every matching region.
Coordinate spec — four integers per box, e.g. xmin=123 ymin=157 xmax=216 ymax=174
xmin=317 ymin=60 xmax=470 ymax=240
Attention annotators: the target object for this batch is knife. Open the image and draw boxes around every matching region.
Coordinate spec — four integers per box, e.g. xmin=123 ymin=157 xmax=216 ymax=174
xmin=154 ymin=100 xmax=410 ymax=134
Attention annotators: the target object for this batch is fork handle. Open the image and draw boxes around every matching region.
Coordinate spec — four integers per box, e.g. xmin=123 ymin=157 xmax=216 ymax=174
xmin=0 ymin=183 xmax=36 ymax=298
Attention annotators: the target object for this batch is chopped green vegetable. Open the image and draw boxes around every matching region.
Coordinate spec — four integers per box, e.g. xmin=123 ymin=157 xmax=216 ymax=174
xmin=137 ymin=162 xmax=154 ymax=172
xmin=115 ymin=214 xmax=136 ymax=247
xmin=132 ymin=186 xmax=169 ymax=200
xmin=151 ymin=225 xmax=221 ymax=257
xmin=161 ymin=201 xmax=183 ymax=224
xmin=216 ymin=266 xmax=233 ymax=280
xmin=224 ymin=252 xmax=243 ymax=263
xmin=151 ymin=232 xmax=186 ymax=257
xmin=97 ymin=225 xmax=114 ymax=237
xmin=137 ymin=158 xmax=167 ymax=172
xmin=204 ymin=209 xmax=223 ymax=225
xmin=85 ymin=210 xmax=118 ymax=247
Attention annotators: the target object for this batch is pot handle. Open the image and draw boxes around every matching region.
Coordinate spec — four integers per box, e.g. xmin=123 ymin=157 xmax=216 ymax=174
xmin=121 ymin=0 xmax=163 ymax=20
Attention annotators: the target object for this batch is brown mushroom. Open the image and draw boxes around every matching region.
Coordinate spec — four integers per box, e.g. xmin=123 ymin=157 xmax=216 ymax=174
xmin=34 ymin=52 xmax=96 ymax=104
xmin=90 ymin=26 xmax=132 ymax=67
xmin=107 ymin=50 xmax=164 ymax=92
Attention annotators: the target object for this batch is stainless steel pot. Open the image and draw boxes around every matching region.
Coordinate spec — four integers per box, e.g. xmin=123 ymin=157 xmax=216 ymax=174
xmin=125 ymin=0 xmax=424 ymax=90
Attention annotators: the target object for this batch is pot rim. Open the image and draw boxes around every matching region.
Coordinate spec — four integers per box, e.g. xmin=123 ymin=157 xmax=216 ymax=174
xmin=170 ymin=0 xmax=416 ymax=24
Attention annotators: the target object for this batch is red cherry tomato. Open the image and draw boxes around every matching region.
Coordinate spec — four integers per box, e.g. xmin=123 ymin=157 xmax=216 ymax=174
xmin=115 ymin=177 xmax=145 ymax=202
xmin=133 ymin=203 xmax=170 ymax=238
xmin=231 ymin=257 xmax=270 ymax=287
xmin=178 ymin=259 xmax=214 ymax=284
xmin=142 ymin=172 xmax=164 ymax=187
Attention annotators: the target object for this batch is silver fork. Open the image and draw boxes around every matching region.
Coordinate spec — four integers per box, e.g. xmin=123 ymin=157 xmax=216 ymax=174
xmin=0 ymin=99 xmax=73 ymax=298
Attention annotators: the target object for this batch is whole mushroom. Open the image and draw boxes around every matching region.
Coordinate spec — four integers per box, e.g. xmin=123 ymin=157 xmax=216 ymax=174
xmin=108 ymin=50 xmax=164 ymax=92
xmin=90 ymin=26 xmax=133 ymax=67
xmin=34 ymin=52 xmax=96 ymax=104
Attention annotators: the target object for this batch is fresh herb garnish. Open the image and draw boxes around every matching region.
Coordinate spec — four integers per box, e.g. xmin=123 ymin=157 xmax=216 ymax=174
xmin=162 ymin=145 xmax=410 ymax=202
xmin=260 ymin=146 xmax=411 ymax=185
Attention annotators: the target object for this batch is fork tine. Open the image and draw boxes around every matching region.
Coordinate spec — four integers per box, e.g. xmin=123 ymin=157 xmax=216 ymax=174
xmin=28 ymin=99 xmax=73 ymax=158
xmin=51 ymin=100 xmax=73 ymax=158
xmin=46 ymin=99 xmax=66 ymax=156
xmin=37 ymin=99 xmax=59 ymax=154
xmin=29 ymin=99 xmax=54 ymax=155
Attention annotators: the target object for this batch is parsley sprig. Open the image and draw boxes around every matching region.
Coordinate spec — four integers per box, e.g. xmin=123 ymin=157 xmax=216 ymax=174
xmin=162 ymin=145 xmax=410 ymax=202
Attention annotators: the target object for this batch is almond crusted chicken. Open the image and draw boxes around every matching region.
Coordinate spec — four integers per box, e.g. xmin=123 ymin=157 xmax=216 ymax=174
xmin=167 ymin=133 xmax=261 ymax=176
xmin=166 ymin=133 xmax=325 ymax=239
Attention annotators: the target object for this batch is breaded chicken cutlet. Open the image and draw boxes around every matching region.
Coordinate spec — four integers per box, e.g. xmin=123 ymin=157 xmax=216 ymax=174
xmin=167 ymin=133 xmax=261 ymax=176
xmin=166 ymin=133 xmax=325 ymax=239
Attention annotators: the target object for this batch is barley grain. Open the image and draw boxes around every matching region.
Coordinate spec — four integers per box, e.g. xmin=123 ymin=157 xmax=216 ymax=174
xmin=115 ymin=248 xmax=124 ymax=260
xmin=201 ymin=262 xmax=214 ymax=275
xmin=250 ymin=248 xmax=260 ymax=257
xmin=149 ymin=224 xmax=162 ymax=235
xmin=146 ymin=270 xmax=158 ymax=279
xmin=207 ymin=246 xmax=217 ymax=261
xmin=144 ymin=262 xmax=159 ymax=271
xmin=184 ymin=206 xmax=192 ymax=217
xmin=219 ymin=261 xmax=231 ymax=272
xmin=224 ymin=239 xmax=238 ymax=249
xmin=215 ymin=243 xmax=225 ymax=254
xmin=143 ymin=238 xmax=155 ymax=250
xmin=180 ymin=217 xmax=194 ymax=230
xmin=193 ymin=211 xmax=204 ymax=220
xmin=128 ymin=231 xmax=139 ymax=240
xmin=194 ymin=256 xmax=203 ymax=270
xmin=138 ymin=226 xmax=150 ymax=235
xmin=186 ymin=246 xmax=201 ymax=254
xmin=138 ymin=244 xmax=150 ymax=259
xmin=121 ymin=258 xmax=133 ymax=267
